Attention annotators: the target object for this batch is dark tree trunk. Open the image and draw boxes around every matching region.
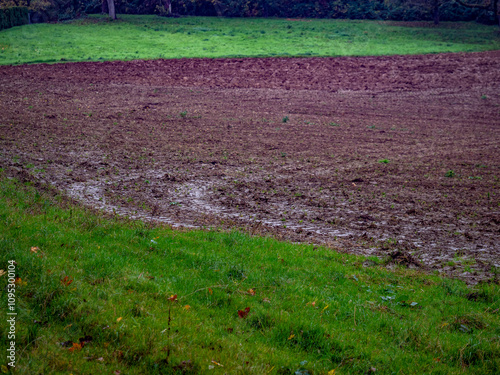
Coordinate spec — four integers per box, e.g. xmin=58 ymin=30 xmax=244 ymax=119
xmin=26 ymin=0 xmax=31 ymax=23
xmin=107 ymin=0 xmax=116 ymax=20
xmin=262 ymin=0 xmax=268 ymax=17
xmin=213 ymin=1 xmax=223 ymax=16
xmin=433 ymin=0 xmax=440 ymax=25
xmin=102 ymin=0 xmax=108 ymax=14
xmin=496 ymin=0 xmax=500 ymax=29
xmin=164 ymin=0 xmax=172 ymax=15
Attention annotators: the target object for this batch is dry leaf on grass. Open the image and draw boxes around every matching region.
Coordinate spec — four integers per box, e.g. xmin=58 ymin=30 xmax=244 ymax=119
xmin=238 ymin=307 xmax=250 ymax=319
xmin=61 ymin=276 xmax=73 ymax=286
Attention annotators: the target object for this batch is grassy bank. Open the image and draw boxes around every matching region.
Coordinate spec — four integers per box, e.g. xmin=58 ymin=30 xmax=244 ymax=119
xmin=0 ymin=174 xmax=499 ymax=374
xmin=0 ymin=15 xmax=499 ymax=65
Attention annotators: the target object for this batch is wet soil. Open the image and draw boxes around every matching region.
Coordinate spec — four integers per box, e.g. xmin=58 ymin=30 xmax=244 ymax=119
xmin=1 ymin=51 xmax=499 ymax=283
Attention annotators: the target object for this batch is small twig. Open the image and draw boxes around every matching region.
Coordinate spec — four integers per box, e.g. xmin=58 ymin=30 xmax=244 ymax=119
xmin=179 ymin=285 xmax=227 ymax=299
xmin=167 ymin=303 xmax=171 ymax=363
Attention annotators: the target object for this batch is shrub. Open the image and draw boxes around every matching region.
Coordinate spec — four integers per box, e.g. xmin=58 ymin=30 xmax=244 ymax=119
xmin=0 ymin=6 xmax=29 ymax=31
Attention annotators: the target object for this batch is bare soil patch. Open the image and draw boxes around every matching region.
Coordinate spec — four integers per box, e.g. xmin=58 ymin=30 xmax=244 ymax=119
xmin=1 ymin=51 xmax=499 ymax=282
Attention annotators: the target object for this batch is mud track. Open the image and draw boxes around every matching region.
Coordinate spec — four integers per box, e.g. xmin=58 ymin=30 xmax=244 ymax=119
xmin=1 ymin=52 xmax=499 ymax=283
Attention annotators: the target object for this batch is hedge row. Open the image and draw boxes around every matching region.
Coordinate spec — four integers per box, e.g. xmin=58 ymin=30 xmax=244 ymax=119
xmin=0 ymin=6 xmax=29 ymax=31
xmin=2 ymin=1 xmax=494 ymax=25
xmin=110 ymin=0 xmax=493 ymax=24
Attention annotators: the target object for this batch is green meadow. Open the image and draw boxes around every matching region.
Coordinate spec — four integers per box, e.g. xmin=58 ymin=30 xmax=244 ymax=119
xmin=0 ymin=15 xmax=499 ymax=65
xmin=0 ymin=175 xmax=499 ymax=374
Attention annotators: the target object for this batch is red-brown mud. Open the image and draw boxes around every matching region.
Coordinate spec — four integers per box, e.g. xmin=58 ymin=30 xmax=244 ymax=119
xmin=1 ymin=52 xmax=499 ymax=282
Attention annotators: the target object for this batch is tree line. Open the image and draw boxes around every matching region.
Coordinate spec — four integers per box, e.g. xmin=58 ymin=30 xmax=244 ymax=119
xmin=0 ymin=0 xmax=498 ymax=27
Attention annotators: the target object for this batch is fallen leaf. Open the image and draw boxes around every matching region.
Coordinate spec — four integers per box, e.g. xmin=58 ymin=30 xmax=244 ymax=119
xmin=288 ymin=334 xmax=295 ymax=340
xmin=114 ymin=371 xmax=121 ymax=375
xmin=208 ymin=288 xmax=213 ymax=294
xmin=1 ymin=365 xmax=8 ymax=373
xmin=168 ymin=294 xmax=178 ymax=302
xmin=322 ymin=305 xmax=329 ymax=312
xmin=183 ymin=305 xmax=191 ymax=310
xmin=68 ymin=342 xmax=82 ymax=352
xmin=0 ymin=270 xmax=6 ymax=277
xmin=15 ymin=277 xmax=27 ymax=286
xmin=30 ymin=246 xmax=39 ymax=253
xmin=97 ymin=357 xmax=104 ymax=362
xmin=328 ymin=370 xmax=336 ymax=375
xmin=116 ymin=317 xmax=122 ymax=323
xmin=248 ymin=289 xmax=256 ymax=296
xmin=238 ymin=307 xmax=250 ymax=319
xmin=61 ymin=276 xmax=73 ymax=286
xmin=211 ymin=360 xmax=223 ymax=367
xmin=262 ymin=298 xmax=271 ymax=303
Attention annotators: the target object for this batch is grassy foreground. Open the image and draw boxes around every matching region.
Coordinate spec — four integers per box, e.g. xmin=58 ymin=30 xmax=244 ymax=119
xmin=0 ymin=175 xmax=499 ymax=374
xmin=0 ymin=15 xmax=499 ymax=65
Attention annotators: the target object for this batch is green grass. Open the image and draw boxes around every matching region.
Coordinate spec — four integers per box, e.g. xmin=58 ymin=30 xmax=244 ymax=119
xmin=0 ymin=15 xmax=499 ymax=65
xmin=1 ymin=175 xmax=499 ymax=374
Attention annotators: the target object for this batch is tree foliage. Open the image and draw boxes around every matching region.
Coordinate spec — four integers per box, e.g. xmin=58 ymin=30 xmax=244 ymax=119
xmin=0 ymin=5 xmax=28 ymax=29
xmin=456 ymin=0 xmax=499 ymax=26
xmin=0 ymin=0 xmax=497 ymax=24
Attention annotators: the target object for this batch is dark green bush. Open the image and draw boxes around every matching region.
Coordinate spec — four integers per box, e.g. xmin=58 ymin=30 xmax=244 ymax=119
xmin=0 ymin=9 xmax=7 ymax=29
xmin=0 ymin=6 xmax=29 ymax=31
xmin=165 ymin=0 xmax=489 ymax=23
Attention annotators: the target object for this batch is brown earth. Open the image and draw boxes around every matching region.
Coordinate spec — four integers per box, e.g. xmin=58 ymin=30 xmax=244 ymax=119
xmin=1 ymin=52 xmax=499 ymax=283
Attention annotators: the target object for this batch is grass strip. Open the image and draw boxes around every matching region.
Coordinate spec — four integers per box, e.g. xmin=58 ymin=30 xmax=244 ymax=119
xmin=0 ymin=174 xmax=499 ymax=374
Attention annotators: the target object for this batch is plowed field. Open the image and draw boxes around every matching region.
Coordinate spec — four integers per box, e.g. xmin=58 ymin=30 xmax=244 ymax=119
xmin=1 ymin=51 xmax=499 ymax=282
